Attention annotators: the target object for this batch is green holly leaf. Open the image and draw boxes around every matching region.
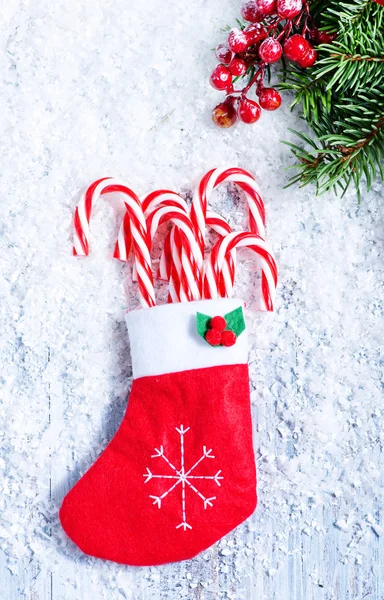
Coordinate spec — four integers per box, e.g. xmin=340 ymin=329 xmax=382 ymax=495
xmin=196 ymin=312 xmax=212 ymax=339
xmin=224 ymin=306 xmax=246 ymax=337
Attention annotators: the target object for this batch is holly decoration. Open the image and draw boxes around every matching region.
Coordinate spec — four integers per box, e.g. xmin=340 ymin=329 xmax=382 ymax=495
xmin=210 ymin=0 xmax=322 ymax=128
xmin=196 ymin=307 xmax=246 ymax=347
xmin=210 ymin=0 xmax=384 ymax=201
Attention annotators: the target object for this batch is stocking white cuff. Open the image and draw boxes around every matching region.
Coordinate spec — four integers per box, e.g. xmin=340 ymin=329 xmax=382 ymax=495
xmin=126 ymin=298 xmax=248 ymax=379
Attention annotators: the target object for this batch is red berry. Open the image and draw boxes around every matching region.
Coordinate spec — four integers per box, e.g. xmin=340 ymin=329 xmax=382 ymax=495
xmin=221 ymin=330 xmax=237 ymax=347
xmin=283 ymin=34 xmax=310 ymax=62
xmin=244 ymin=24 xmax=268 ymax=45
xmin=215 ymin=44 xmax=232 ymax=65
xmin=241 ymin=1 xmax=263 ymax=22
xmin=259 ymin=87 xmax=282 ymax=110
xmin=317 ymin=31 xmax=337 ymax=44
xmin=228 ymin=57 xmax=247 ymax=76
xmin=276 ymin=0 xmax=302 ymax=18
xmin=238 ymin=97 xmax=261 ymax=124
xmin=228 ymin=28 xmax=249 ymax=53
xmin=212 ymin=101 xmax=237 ymax=128
xmin=307 ymin=27 xmax=319 ymax=43
xmin=205 ymin=328 xmax=222 ymax=346
xmin=210 ymin=315 xmax=227 ymax=332
xmin=210 ymin=64 xmax=232 ymax=91
xmin=259 ymin=38 xmax=283 ymax=63
xmin=298 ymin=46 xmax=317 ymax=68
xmin=255 ymin=0 xmax=276 ymax=15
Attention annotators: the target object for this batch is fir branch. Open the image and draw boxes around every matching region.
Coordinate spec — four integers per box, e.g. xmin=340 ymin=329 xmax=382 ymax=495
xmin=281 ymin=0 xmax=384 ymax=200
xmin=284 ymin=94 xmax=384 ymax=200
xmin=314 ymin=11 xmax=384 ymax=92
xmin=278 ymin=69 xmax=332 ymax=123
xmin=315 ymin=0 xmax=375 ymax=30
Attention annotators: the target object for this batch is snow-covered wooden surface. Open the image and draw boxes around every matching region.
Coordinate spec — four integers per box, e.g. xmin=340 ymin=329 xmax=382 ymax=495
xmin=1 ymin=1 xmax=383 ymax=599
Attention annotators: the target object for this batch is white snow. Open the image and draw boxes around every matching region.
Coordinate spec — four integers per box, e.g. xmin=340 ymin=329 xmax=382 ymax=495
xmin=0 ymin=0 xmax=383 ymax=598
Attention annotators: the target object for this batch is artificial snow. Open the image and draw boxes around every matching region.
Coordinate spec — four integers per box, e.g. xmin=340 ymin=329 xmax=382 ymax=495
xmin=0 ymin=0 xmax=383 ymax=598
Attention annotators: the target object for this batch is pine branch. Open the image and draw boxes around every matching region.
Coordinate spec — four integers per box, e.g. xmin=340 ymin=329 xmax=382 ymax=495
xmin=280 ymin=0 xmax=384 ymax=200
xmin=319 ymin=0 xmax=376 ymax=29
xmin=284 ymin=92 xmax=384 ymax=200
xmin=279 ymin=69 xmax=332 ymax=123
xmin=314 ymin=7 xmax=384 ymax=92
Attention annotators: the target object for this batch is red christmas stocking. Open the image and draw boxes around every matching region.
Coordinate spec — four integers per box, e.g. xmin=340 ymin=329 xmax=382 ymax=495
xmin=60 ymin=298 xmax=256 ymax=566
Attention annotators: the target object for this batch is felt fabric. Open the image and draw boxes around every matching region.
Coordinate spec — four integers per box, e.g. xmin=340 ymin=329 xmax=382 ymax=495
xmin=60 ymin=364 xmax=256 ymax=566
xmin=125 ymin=298 xmax=248 ymax=379
xmin=197 ymin=306 xmax=246 ymax=342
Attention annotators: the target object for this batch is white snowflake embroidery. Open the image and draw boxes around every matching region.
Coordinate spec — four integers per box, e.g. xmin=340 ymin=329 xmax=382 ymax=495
xmin=143 ymin=425 xmax=223 ymax=531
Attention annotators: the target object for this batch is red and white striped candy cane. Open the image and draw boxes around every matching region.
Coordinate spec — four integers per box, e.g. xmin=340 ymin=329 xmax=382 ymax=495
xmin=145 ymin=192 xmax=192 ymax=302
xmin=73 ymin=178 xmax=156 ymax=309
xmin=114 ymin=212 xmax=132 ymax=262
xmin=73 ymin=177 xmax=110 ymax=257
xmin=156 ymin=208 xmax=237 ymax=304
xmin=144 ymin=191 xmax=189 ymax=283
xmin=140 ymin=191 xmax=192 ymax=303
xmin=204 ymin=232 xmax=278 ymax=312
xmin=167 ymin=227 xmax=185 ymax=303
xmin=114 ymin=190 xmax=187 ymax=263
xmin=191 ymin=167 xmax=266 ymax=242
xmin=192 ymin=167 xmax=267 ymax=298
xmin=158 ymin=207 xmax=236 ymax=278
xmin=115 ymin=173 xmax=243 ymax=299
xmin=146 ymin=205 xmax=202 ymax=303
xmin=142 ymin=190 xmax=187 ymax=214
xmin=117 ymin=190 xmax=189 ymax=289
xmin=206 ymin=210 xmax=236 ymax=297
xmin=205 ymin=210 xmax=231 ymax=237
xmin=114 ymin=190 xmax=188 ymax=263
xmin=127 ymin=191 xmax=196 ymax=304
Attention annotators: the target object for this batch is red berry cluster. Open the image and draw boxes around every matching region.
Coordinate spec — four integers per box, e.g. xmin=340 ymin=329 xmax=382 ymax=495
xmin=210 ymin=0 xmax=335 ymax=128
xmin=205 ymin=316 xmax=237 ymax=347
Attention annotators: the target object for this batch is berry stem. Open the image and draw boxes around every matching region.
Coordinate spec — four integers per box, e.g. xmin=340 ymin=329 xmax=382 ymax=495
xmin=243 ymin=65 xmax=265 ymax=95
xmin=266 ymin=16 xmax=284 ymax=36
xmin=210 ymin=0 xmax=320 ymax=128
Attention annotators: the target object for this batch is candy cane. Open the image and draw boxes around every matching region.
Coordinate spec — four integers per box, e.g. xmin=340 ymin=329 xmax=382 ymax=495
xmin=114 ymin=168 xmax=257 ymax=297
xmin=115 ymin=190 xmax=188 ymax=280
xmin=144 ymin=191 xmax=189 ymax=282
xmin=142 ymin=191 xmax=193 ymax=303
xmin=127 ymin=191 xmax=196 ymax=303
xmin=167 ymin=227 xmax=184 ymax=303
xmin=206 ymin=210 xmax=236 ymax=297
xmin=73 ymin=178 xmax=156 ymax=308
xmin=114 ymin=212 xmax=132 ymax=261
xmin=143 ymin=190 xmax=187 ymax=214
xmin=142 ymin=193 xmax=224 ymax=303
xmin=146 ymin=205 xmax=202 ymax=302
xmin=146 ymin=206 xmax=201 ymax=300
xmin=204 ymin=232 xmax=278 ymax=312
xmin=206 ymin=210 xmax=231 ymax=237
xmin=192 ymin=167 xmax=267 ymax=298
xmin=155 ymin=211 xmax=235 ymax=295
xmin=73 ymin=177 xmax=111 ymax=257
xmin=157 ymin=209 xmax=237 ymax=303
xmin=192 ymin=167 xmax=266 ymax=242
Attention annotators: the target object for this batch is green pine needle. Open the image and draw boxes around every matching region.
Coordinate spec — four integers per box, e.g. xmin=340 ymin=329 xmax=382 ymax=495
xmin=279 ymin=0 xmax=384 ymax=200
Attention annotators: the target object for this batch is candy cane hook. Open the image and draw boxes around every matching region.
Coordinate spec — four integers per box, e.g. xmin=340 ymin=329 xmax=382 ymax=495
xmin=73 ymin=178 xmax=156 ymax=308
